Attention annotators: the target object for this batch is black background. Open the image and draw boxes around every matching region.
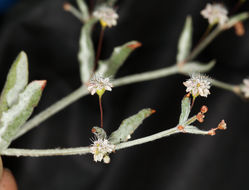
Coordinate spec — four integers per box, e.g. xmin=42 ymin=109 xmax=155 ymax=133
xmin=0 ymin=0 xmax=249 ymax=189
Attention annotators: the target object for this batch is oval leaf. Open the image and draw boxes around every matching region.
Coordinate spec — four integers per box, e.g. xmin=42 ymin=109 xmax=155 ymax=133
xmin=179 ymin=95 xmax=191 ymax=125
xmin=0 ymin=51 xmax=28 ymax=118
xmin=108 ymin=108 xmax=155 ymax=145
xmin=177 ymin=16 xmax=193 ymax=63
xmin=78 ymin=18 xmax=97 ymax=83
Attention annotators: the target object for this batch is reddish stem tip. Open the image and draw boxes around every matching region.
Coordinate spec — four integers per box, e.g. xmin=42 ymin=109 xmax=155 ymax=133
xmin=91 ymin=128 xmax=96 ymax=133
xmin=63 ymin=2 xmax=71 ymax=11
xmin=127 ymin=42 xmax=142 ymax=50
xmin=151 ymin=109 xmax=156 ymax=114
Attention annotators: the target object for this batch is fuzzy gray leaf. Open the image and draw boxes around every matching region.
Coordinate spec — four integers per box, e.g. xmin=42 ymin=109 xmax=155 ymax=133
xmin=97 ymin=41 xmax=141 ymax=78
xmin=179 ymin=95 xmax=191 ymax=125
xmin=76 ymin=0 xmax=89 ymax=21
xmin=78 ymin=18 xmax=97 ymax=83
xmin=0 ymin=80 xmax=46 ymax=152
xmin=177 ymin=16 xmax=193 ymax=63
xmin=0 ymin=51 xmax=28 ymax=119
xmin=108 ymin=108 xmax=155 ymax=145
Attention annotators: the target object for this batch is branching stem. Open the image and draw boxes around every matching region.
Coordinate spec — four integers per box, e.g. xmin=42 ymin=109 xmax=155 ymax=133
xmin=2 ymin=126 xmax=211 ymax=157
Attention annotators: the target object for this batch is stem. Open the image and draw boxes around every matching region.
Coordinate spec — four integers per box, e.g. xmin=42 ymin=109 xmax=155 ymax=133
xmin=99 ymin=96 xmax=103 ymax=128
xmin=15 ymin=64 xmax=238 ymax=139
xmin=14 ymin=86 xmax=88 ymax=140
xmin=211 ymin=79 xmax=238 ymax=93
xmin=2 ymin=126 xmax=211 ymax=157
xmin=64 ymin=3 xmax=84 ymax=22
xmin=94 ymin=26 xmax=105 ymax=72
xmin=1 ymin=147 xmax=90 ymax=157
xmin=90 ymin=0 xmax=95 ymax=14
xmin=193 ymin=24 xmax=214 ymax=54
xmin=113 ymin=65 xmax=179 ymax=86
xmin=14 ymin=16 xmax=245 ymax=139
xmin=186 ymin=27 xmax=222 ymax=61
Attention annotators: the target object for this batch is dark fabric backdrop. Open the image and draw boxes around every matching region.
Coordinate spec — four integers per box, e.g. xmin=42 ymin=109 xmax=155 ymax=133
xmin=0 ymin=0 xmax=249 ymax=189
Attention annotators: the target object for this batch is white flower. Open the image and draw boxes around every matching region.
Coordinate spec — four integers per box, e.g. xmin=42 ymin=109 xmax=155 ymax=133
xmin=90 ymin=138 xmax=115 ymax=162
xmin=87 ymin=74 xmax=113 ymax=96
xmin=93 ymin=6 xmax=119 ymax=28
xmin=183 ymin=73 xmax=211 ymax=97
xmin=201 ymin=3 xmax=228 ymax=26
xmin=242 ymin=78 xmax=249 ymax=98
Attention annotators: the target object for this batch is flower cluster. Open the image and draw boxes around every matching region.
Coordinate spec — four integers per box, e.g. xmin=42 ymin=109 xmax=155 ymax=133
xmin=93 ymin=6 xmax=119 ymax=28
xmin=201 ymin=3 xmax=228 ymax=26
xmin=90 ymin=138 xmax=115 ymax=163
xmin=87 ymin=74 xmax=113 ymax=96
xmin=241 ymin=78 xmax=249 ymax=98
xmin=183 ymin=73 xmax=211 ymax=98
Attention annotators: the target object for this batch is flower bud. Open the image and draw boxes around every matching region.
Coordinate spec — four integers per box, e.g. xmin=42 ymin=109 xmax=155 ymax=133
xmin=103 ymin=155 xmax=111 ymax=164
xmin=200 ymin=105 xmax=208 ymax=114
xmin=217 ymin=120 xmax=227 ymax=130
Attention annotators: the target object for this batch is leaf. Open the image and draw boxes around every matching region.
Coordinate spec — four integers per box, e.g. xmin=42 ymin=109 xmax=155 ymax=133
xmin=78 ymin=18 xmax=97 ymax=83
xmin=177 ymin=16 xmax=193 ymax=63
xmin=178 ymin=95 xmax=191 ymax=125
xmin=0 ymin=51 xmax=29 ymax=118
xmin=76 ymin=0 xmax=89 ymax=21
xmin=97 ymin=41 xmax=142 ymax=78
xmin=180 ymin=60 xmax=216 ymax=74
xmin=0 ymin=80 xmax=46 ymax=152
xmin=108 ymin=108 xmax=155 ymax=145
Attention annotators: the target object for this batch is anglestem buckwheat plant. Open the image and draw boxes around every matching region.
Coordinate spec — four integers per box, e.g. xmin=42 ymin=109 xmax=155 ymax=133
xmin=0 ymin=0 xmax=248 ymax=168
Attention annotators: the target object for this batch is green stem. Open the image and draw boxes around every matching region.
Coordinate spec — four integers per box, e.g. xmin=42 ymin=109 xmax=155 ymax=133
xmin=14 ymin=86 xmax=88 ymax=140
xmin=2 ymin=126 xmax=211 ymax=157
xmin=14 ymin=64 xmax=238 ymax=140
xmin=211 ymin=79 xmax=239 ymax=93
xmin=64 ymin=3 xmax=85 ymax=22
xmin=186 ymin=27 xmax=222 ymax=61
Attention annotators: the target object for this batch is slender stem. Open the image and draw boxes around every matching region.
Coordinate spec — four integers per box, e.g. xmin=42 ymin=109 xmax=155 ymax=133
xmin=99 ymin=96 xmax=103 ymax=128
xmin=116 ymin=127 xmax=179 ymax=150
xmin=1 ymin=147 xmax=90 ymax=157
xmin=94 ymin=26 xmax=105 ymax=72
xmin=14 ymin=86 xmax=88 ymax=140
xmin=90 ymin=0 xmax=95 ymax=14
xmin=199 ymin=24 xmax=213 ymax=42
xmin=190 ymin=96 xmax=196 ymax=110
xmin=14 ymin=64 xmax=237 ymax=140
xmin=64 ymin=3 xmax=84 ymax=22
xmin=2 ymin=126 xmax=211 ymax=157
xmin=186 ymin=27 xmax=222 ymax=61
xmin=113 ymin=65 xmax=179 ymax=86
xmin=230 ymin=0 xmax=244 ymax=15
xmin=14 ymin=17 xmax=245 ymax=140
xmin=211 ymin=79 xmax=238 ymax=93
